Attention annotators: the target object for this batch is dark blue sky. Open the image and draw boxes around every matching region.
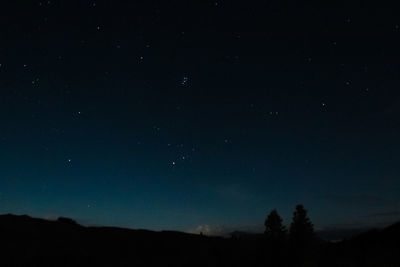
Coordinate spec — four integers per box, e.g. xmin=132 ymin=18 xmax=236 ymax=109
xmin=1 ymin=1 xmax=400 ymax=233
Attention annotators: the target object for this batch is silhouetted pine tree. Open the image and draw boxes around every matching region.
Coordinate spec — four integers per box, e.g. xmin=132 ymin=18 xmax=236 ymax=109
xmin=263 ymin=210 xmax=288 ymax=266
xmin=264 ymin=209 xmax=286 ymax=240
xmin=289 ymin=205 xmax=314 ymax=244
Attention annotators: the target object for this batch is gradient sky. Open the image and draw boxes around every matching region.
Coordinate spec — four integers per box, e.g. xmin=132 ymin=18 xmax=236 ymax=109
xmin=1 ymin=1 xmax=400 ymax=234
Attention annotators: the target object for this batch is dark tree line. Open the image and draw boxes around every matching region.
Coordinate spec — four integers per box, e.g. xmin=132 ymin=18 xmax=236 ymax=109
xmin=264 ymin=204 xmax=314 ymax=244
xmin=263 ymin=205 xmax=316 ymax=266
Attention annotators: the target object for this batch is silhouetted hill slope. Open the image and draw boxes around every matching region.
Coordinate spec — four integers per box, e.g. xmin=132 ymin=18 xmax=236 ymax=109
xmin=321 ymin=223 xmax=400 ymax=266
xmin=0 ymin=214 xmax=256 ymax=266
xmin=1 ymin=214 xmax=399 ymax=266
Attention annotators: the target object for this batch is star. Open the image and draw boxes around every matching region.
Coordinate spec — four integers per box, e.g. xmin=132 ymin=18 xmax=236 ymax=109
xmin=181 ymin=76 xmax=189 ymax=86
xmin=31 ymin=78 xmax=39 ymax=85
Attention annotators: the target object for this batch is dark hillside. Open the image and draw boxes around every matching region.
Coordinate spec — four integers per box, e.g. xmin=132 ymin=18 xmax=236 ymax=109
xmin=1 ymin=214 xmax=399 ymax=266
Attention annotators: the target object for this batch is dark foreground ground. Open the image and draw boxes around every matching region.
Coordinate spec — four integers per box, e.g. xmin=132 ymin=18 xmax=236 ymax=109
xmin=0 ymin=214 xmax=399 ymax=266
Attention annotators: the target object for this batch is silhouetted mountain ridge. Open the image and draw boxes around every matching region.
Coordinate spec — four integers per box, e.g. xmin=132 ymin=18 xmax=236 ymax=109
xmin=1 ymin=214 xmax=399 ymax=266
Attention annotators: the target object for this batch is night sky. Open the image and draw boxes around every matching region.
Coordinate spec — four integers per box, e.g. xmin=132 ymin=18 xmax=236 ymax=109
xmin=1 ymin=1 xmax=400 ymax=234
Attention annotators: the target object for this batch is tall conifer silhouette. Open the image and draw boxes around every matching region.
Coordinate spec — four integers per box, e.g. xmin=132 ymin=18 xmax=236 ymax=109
xmin=264 ymin=209 xmax=286 ymax=240
xmin=289 ymin=204 xmax=314 ymax=244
